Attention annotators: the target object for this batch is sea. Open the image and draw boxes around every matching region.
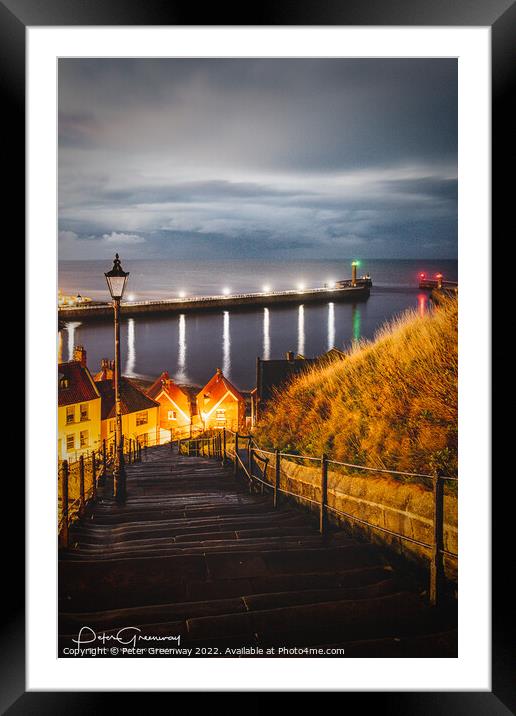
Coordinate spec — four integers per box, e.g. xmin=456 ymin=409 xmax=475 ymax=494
xmin=58 ymin=258 xmax=458 ymax=391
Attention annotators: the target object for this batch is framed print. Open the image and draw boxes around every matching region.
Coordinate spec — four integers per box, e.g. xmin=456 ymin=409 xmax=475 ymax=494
xmin=5 ymin=0 xmax=512 ymax=708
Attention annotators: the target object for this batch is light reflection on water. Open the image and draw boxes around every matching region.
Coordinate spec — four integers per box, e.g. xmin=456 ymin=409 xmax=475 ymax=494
xmin=125 ymin=318 xmax=136 ymax=376
xmin=327 ymin=302 xmax=335 ymax=350
xmin=352 ymin=305 xmax=361 ymax=344
xmin=60 ymin=289 xmax=430 ymax=390
xmin=263 ymin=308 xmax=270 ymax=361
xmin=67 ymin=322 xmax=81 ymax=361
xmin=297 ymin=305 xmax=305 ymax=356
xmin=176 ymin=314 xmax=187 ymax=382
xmin=222 ymin=311 xmax=231 ymax=377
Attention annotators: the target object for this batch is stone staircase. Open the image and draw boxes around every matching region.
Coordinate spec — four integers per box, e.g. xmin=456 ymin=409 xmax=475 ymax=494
xmin=58 ymin=445 xmax=457 ymax=657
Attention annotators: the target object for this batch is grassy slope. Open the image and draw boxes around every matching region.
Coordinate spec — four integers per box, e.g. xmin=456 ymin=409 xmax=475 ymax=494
xmin=255 ymin=297 xmax=458 ymax=477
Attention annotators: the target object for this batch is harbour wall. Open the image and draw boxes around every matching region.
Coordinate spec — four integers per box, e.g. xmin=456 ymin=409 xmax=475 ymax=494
xmin=58 ymin=286 xmax=370 ymax=322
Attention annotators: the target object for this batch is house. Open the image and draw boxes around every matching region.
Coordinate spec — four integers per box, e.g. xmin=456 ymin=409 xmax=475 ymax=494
xmin=95 ymin=372 xmax=160 ymax=449
xmin=58 ymin=346 xmax=102 ymax=460
xmin=251 ymin=349 xmax=346 ymax=425
xmin=146 ymin=371 xmax=193 ymax=440
xmin=197 ymin=368 xmax=245 ymax=431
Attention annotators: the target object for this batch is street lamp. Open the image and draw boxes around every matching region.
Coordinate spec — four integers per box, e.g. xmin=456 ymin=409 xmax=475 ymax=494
xmin=105 ymin=253 xmax=129 ymax=502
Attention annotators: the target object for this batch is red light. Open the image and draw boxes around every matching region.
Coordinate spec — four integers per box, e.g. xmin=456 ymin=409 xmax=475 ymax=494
xmin=435 ymin=273 xmax=443 ymax=279
xmin=419 ymin=273 xmax=426 ymax=279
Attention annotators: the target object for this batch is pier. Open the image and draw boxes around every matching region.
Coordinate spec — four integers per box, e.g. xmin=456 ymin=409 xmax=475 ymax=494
xmin=58 ymin=284 xmax=370 ymax=322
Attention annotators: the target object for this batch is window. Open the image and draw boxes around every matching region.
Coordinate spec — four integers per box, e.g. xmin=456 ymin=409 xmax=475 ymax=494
xmin=216 ymin=409 xmax=226 ymax=422
xmin=66 ymin=434 xmax=75 ymax=451
xmin=66 ymin=406 xmax=75 ymax=424
xmin=80 ymin=430 xmax=88 ymax=448
xmin=140 ymin=433 xmax=148 ymax=446
xmin=168 ymin=410 xmax=177 ymax=421
xmin=109 ymin=419 xmax=115 ymax=433
xmin=80 ymin=403 xmax=89 ymax=421
xmin=136 ymin=411 xmax=148 ymax=426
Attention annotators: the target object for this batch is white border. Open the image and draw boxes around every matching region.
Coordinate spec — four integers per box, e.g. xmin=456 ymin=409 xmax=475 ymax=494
xmin=27 ymin=26 xmax=490 ymax=691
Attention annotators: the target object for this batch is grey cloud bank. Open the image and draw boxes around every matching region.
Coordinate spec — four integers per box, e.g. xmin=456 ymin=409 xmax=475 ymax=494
xmin=58 ymin=58 xmax=457 ymax=260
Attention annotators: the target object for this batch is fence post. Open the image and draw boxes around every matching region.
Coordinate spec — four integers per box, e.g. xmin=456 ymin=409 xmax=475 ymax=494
xmin=60 ymin=460 xmax=69 ymax=549
xmin=429 ymin=473 xmax=445 ymax=606
xmin=249 ymin=447 xmax=255 ymax=493
xmin=79 ymin=454 xmax=85 ymax=514
xmin=222 ymin=428 xmax=227 ymax=465
xmin=274 ymin=449 xmax=281 ymax=508
xmin=92 ymin=451 xmax=97 ymax=500
xmin=100 ymin=439 xmax=107 ymax=485
xmin=319 ymin=453 xmax=328 ymax=535
xmin=234 ymin=432 xmax=239 ymax=477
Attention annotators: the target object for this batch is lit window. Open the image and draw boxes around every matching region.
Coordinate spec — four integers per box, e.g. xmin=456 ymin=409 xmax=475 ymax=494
xmin=136 ymin=411 xmax=148 ymax=426
xmin=109 ymin=419 xmax=115 ymax=433
xmin=80 ymin=430 xmax=88 ymax=448
xmin=80 ymin=404 xmax=89 ymax=421
xmin=168 ymin=410 xmax=177 ymax=421
xmin=66 ymin=434 xmax=74 ymax=451
xmin=216 ymin=409 xmax=226 ymax=422
xmin=66 ymin=406 xmax=75 ymax=424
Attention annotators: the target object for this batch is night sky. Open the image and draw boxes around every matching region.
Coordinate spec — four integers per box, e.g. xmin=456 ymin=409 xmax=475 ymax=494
xmin=58 ymin=59 xmax=457 ymax=260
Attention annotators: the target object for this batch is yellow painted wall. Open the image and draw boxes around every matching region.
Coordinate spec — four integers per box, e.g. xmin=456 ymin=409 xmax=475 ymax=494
xmin=155 ymin=393 xmax=191 ymax=435
xmin=101 ymin=406 xmax=160 ymax=449
xmin=201 ymin=394 xmax=244 ymax=432
xmin=58 ymin=397 xmax=102 ymax=461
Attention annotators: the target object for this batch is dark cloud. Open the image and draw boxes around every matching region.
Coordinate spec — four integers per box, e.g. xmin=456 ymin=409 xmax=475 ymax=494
xmin=58 ymin=58 xmax=457 ymax=259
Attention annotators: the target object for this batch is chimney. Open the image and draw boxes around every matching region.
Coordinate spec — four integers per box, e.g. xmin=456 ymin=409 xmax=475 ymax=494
xmin=286 ymin=351 xmax=295 ymax=361
xmin=216 ymin=367 xmax=222 ymax=375
xmin=73 ymin=345 xmax=87 ymax=367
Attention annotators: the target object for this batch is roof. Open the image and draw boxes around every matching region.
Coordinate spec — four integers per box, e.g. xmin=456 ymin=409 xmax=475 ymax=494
xmin=96 ymin=377 xmax=160 ymax=421
xmin=256 ymin=349 xmax=346 ymax=404
xmin=256 ymin=357 xmax=316 ymax=404
xmin=93 ymin=359 xmax=114 ymax=382
xmin=58 ymin=361 xmax=100 ymax=407
xmin=146 ymin=371 xmax=192 ymax=415
xmin=196 ymin=369 xmax=245 ymax=409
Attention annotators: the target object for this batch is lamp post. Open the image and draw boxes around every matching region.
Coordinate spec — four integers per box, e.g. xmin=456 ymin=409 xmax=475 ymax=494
xmin=105 ymin=254 xmax=129 ymax=502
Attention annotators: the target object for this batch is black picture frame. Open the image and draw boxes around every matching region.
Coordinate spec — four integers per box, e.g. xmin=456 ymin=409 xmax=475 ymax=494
xmin=7 ymin=0 xmax=511 ymax=708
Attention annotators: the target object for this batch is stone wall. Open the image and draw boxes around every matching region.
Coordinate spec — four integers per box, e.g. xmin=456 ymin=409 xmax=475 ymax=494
xmin=261 ymin=455 xmax=457 ymax=582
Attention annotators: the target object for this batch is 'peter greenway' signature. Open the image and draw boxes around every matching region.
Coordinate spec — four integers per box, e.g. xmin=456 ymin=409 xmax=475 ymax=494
xmin=73 ymin=626 xmax=181 ymax=649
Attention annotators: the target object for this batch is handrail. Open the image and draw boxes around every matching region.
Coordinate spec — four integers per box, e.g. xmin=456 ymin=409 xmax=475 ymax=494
xmin=179 ymin=427 xmax=457 ymax=606
xmin=58 ymin=429 xmax=173 ymax=547
xmin=250 ymin=441 xmax=456 ymax=482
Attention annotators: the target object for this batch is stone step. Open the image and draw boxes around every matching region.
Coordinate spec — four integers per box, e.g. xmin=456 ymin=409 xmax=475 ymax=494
xmin=70 ymin=513 xmax=311 ymax=542
xmin=59 ymin=447 xmax=456 ymax=657
xmin=59 ymin=545 xmax=386 ymax=612
xmin=59 ymin=577 xmax=400 ymax=635
xmin=63 ymin=536 xmax=356 ymax=560
xmin=68 ymin=526 xmax=326 ymax=550
xmin=185 ymin=592 xmax=456 ymax=646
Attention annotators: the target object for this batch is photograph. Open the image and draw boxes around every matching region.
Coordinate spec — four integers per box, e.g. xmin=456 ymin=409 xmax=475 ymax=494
xmin=56 ymin=57 xmax=459 ymax=659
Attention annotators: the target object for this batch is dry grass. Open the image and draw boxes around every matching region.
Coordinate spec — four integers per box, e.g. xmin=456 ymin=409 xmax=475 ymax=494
xmin=255 ymin=297 xmax=458 ymax=477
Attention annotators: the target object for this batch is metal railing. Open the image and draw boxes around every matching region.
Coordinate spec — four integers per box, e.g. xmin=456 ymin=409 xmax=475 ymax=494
xmin=178 ymin=428 xmax=457 ymax=606
xmin=58 ymin=429 xmax=171 ymax=547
